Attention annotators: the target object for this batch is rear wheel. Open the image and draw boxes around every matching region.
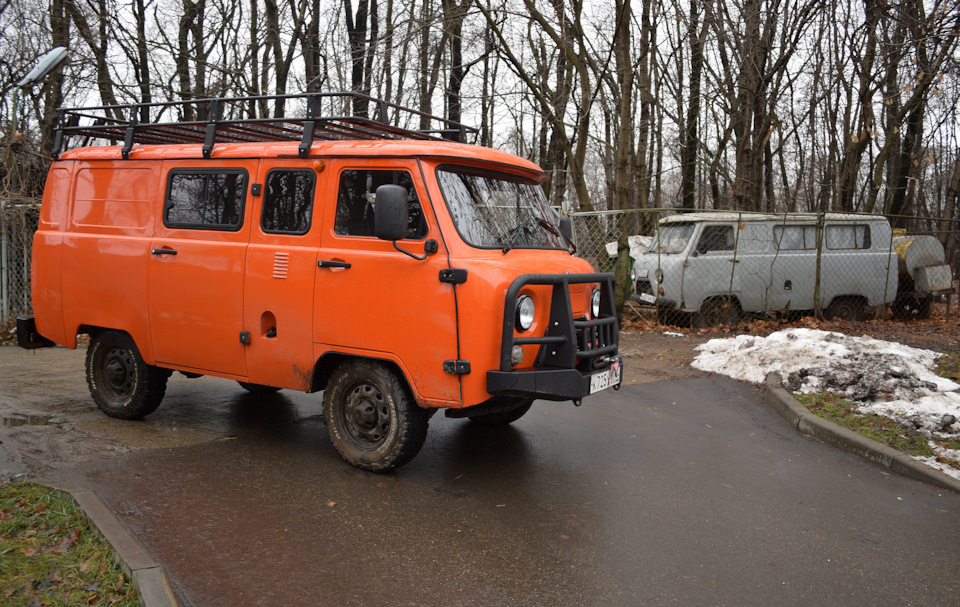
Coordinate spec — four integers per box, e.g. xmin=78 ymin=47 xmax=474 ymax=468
xmin=323 ymin=361 xmax=429 ymax=472
xmin=826 ymin=297 xmax=865 ymax=322
xmin=86 ymin=331 xmax=168 ymax=420
xmin=467 ymin=397 xmax=533 ymax=426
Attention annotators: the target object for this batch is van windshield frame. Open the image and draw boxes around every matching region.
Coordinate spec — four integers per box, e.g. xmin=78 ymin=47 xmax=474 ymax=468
xmin=435 ymin=165 xmax=566 ymax=251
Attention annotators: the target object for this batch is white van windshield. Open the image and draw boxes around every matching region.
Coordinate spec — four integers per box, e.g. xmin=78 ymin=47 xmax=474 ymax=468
xmin=436 ymin=166 xmax=565 ymax=250
xmin=650 ymin=223 xmax=696 ymax=254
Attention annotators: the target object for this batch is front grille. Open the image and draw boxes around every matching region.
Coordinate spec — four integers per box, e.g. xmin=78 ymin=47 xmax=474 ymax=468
xmin=636 ymin=279 xmax=653 ymax=296
xmin=574 ymin=316 xmax=618 ymax=370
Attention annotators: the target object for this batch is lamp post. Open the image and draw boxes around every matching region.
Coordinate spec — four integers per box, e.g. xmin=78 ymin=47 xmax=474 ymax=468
xmin=3 ymin=46 xmax=68 ymax=322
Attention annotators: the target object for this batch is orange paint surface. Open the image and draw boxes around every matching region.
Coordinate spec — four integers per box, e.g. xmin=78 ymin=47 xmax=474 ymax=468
xmin=32 ymin=139 xmax=612 ymax=408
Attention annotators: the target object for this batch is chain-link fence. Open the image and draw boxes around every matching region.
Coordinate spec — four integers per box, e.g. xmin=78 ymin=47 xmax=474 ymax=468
xmin=572 ymin=208 xmax=959 ymax=327
xmin=0 ymin=200 xmax=39 ymax=325
xmin=3 ymin=202 xmax=958 ymax=329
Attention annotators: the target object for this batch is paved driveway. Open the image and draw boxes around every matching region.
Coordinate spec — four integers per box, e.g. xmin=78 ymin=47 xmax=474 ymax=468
xmin=2 ymin=348 xmax=958 ymax=605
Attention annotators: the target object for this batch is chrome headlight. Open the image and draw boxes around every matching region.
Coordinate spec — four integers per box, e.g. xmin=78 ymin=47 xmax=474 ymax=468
xmin=591 ymin=289 xmax=601 ymax=318
xmin=655 ymin=268 xmax=664 ymax=283
xmin=516 ymin=295 xmax=535 ymax=331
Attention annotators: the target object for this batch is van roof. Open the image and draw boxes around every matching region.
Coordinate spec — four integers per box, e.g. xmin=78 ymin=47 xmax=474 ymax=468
xmin=55 ymin=139 xmax=546 ymax=178
xmin=659 ymin=212 xmax=889 ymax=225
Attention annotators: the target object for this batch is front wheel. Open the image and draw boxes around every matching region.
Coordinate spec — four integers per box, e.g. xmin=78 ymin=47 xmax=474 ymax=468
xmin=323 ymin=361 xmax=429 ymax=472
xmin=693 ymin=298 xmax=742 ymax=328
xmin=86 ymin=331 xmax=168 ymax=420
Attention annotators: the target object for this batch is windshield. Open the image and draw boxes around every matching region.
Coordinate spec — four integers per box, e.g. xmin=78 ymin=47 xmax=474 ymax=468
xmin=436 ymin=166 xmax=565 ymax=250
xmin=649 ymin=223 xmax=696 ymax=254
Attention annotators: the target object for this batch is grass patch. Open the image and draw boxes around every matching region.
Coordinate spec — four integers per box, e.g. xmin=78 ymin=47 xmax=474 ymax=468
xmin=936 ymin=352 xmax=960 ymax=383
xmin=0 ymin=482 xmax=138 ymax=606
xmin=794 ymin=393 xmax=960 ymax=471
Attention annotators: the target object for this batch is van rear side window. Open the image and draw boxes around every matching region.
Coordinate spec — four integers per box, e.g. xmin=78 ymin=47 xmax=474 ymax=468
xmin=261 ymin=169 xmax=315 ymax=234
xmin=165 ymin=169 xmax=247 ymax=230
xmin=773 ymin=225 xmax=817 ymax=250
xmin=826 ymin=224 xmax=871 ymax=249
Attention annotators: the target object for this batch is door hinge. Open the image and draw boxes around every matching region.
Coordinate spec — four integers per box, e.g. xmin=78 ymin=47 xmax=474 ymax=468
xmin=439 ymin=268 xmax=467 ymax=284
xmin=239 ymin=331 xmax=251 ymax=344
xmin=443 ymin=360 xmax=471 ymax=375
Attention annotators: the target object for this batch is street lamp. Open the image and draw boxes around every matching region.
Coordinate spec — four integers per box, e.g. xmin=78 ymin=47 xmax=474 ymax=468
xmin=10 ymin=46 xmax=69 ymax=145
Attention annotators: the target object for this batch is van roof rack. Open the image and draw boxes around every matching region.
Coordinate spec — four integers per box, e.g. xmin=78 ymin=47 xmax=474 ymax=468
xmin=52 ymin=92 xmax=479 ymax=160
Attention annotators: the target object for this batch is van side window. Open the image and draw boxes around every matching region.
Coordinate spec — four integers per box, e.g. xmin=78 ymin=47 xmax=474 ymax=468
xmin=696 ymin=225 xmax=734 ymax=254
xmin=773 ymin=225 xmax=817 ymax=250
xmin=165 ymin=170 xmax=246 ymax=230
xmin=261 ymin=169 xmax=316 ymax=234
xmin=334 ymin=170 xmax=427 ymax=239
xmin=826 ymin=224 xmax=871 ymax=249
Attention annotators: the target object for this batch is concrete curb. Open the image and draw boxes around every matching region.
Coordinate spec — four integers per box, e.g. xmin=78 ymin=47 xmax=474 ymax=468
xmin=39 ymin=481 xmax=178 ymax=607
xmin=764 ymin=372 xmax=960 ymax=495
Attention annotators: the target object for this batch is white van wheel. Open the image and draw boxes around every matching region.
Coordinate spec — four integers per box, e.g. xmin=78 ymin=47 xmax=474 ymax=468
xmin=826 ymin=297 xmax=865 ymax=322
xmin=86 ymin=331 xmax=168 ymax=420
xmin=323 ymin=361 xmax=429 ymax=472
xmin=693 ymin=298 xmax=741 ymax=328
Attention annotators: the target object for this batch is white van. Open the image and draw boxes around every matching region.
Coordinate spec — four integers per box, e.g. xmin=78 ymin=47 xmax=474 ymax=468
xmin=630 ymin=213 xmax=898 ymax=325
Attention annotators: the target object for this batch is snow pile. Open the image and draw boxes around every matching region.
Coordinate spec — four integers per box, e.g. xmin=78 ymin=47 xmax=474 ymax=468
xmin=692 ymin=329 xmax=960 ymax=477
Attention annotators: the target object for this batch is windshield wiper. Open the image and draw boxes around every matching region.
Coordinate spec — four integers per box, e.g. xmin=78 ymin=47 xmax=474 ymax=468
xmin=500 ymin=217 xmax=560 ymax=253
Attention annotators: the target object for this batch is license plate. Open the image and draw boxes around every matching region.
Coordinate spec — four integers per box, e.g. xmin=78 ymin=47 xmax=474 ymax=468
xmin=638 ymin=292 xmax=657 ymax=304
xmin=590 ymin=360 xmax=622 ymax=394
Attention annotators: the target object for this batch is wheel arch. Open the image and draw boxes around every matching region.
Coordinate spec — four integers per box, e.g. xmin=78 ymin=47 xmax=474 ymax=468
xmin=75 ymin=324 xmax=156 ymax=363
xmin=698 ymin=294 xmax=743 ymax=313
xmin=311 ymin=352 xmax=417 ymax=402
xmin=826 ymin=294 xmax=868 ymax=309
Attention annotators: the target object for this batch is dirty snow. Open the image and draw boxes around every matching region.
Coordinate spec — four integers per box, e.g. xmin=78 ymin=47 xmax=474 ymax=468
xmin=692 ymin=328 xmax=960 ymax=479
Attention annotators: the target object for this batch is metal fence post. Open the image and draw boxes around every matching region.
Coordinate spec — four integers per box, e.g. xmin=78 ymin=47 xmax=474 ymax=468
xmin=1 ymin=206 xmax=8 ymax=323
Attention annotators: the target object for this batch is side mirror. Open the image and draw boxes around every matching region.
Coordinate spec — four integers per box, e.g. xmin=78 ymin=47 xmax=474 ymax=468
xmin=559 ymin=216 xmax=574 ymax=244
xmin=374 ymin=184 xmax=408 ymax=241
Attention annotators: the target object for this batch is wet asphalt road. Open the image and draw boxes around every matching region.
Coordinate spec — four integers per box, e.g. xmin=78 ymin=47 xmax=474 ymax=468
xmin=80 ymin=380 xmax=960 ymax=606
xmin=2 ymin=348 xmax=959 ymax=605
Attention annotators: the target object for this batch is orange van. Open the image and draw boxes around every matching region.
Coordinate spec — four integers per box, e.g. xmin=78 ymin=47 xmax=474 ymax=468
xmin=18 ymin=93 xmax=622 ymax=471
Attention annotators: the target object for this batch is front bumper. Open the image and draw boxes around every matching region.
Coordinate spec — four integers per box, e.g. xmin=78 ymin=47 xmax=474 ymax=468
xmin=487 ymin=273 xmax=622 ymax=402
xmin=488 ymin=354 xmax=623 ymax=400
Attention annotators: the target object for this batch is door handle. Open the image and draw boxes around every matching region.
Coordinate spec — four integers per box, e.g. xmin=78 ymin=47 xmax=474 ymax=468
xmin=151 ymin=248 xmax=177 ymax=256
xmin=317 ymin=260 xmax=351 ymax=269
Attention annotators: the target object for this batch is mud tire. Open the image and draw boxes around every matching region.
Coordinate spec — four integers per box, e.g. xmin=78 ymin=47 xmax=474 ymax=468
xmin=86 ymin=331 xmax=168 ymax=420
xmin=467 ymin=398 xmax=533 ymax=426
xmin=826 ymin=296 xmax=866 ymax=322
xmin=693 ymin=298 xmax=742 ymax=328
xmin=237 ymin=381 xmax=281 ymax=394
xmin=323 ymin=360 xmax=429 ymax=472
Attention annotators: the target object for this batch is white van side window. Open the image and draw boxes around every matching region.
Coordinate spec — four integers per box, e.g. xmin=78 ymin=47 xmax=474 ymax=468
xmin=826 ymin=224 xmax=871 ymax=249
xmin=165 ymin=169 xmax=247 ymax=230
xmin=696 ymin=225 xmax=734 ymax=254
xmin=773 ymin=225 xmax=816 ymax=250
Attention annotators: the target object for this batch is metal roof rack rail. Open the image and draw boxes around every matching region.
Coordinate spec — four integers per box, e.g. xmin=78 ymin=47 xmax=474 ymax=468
xmin=51 ymin=92 xmax=478 ymax=160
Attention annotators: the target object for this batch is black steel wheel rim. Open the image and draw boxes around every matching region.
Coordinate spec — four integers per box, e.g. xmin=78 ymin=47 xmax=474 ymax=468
xmin=339 ymin=380 xmax=392 ymax=449
xmin=99 ymin=346 xmax=135 ymax=402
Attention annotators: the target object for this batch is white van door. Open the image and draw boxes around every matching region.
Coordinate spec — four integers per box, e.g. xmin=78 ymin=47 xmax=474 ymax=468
xmin=681 ymin=223 xmax=740 ymax=311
